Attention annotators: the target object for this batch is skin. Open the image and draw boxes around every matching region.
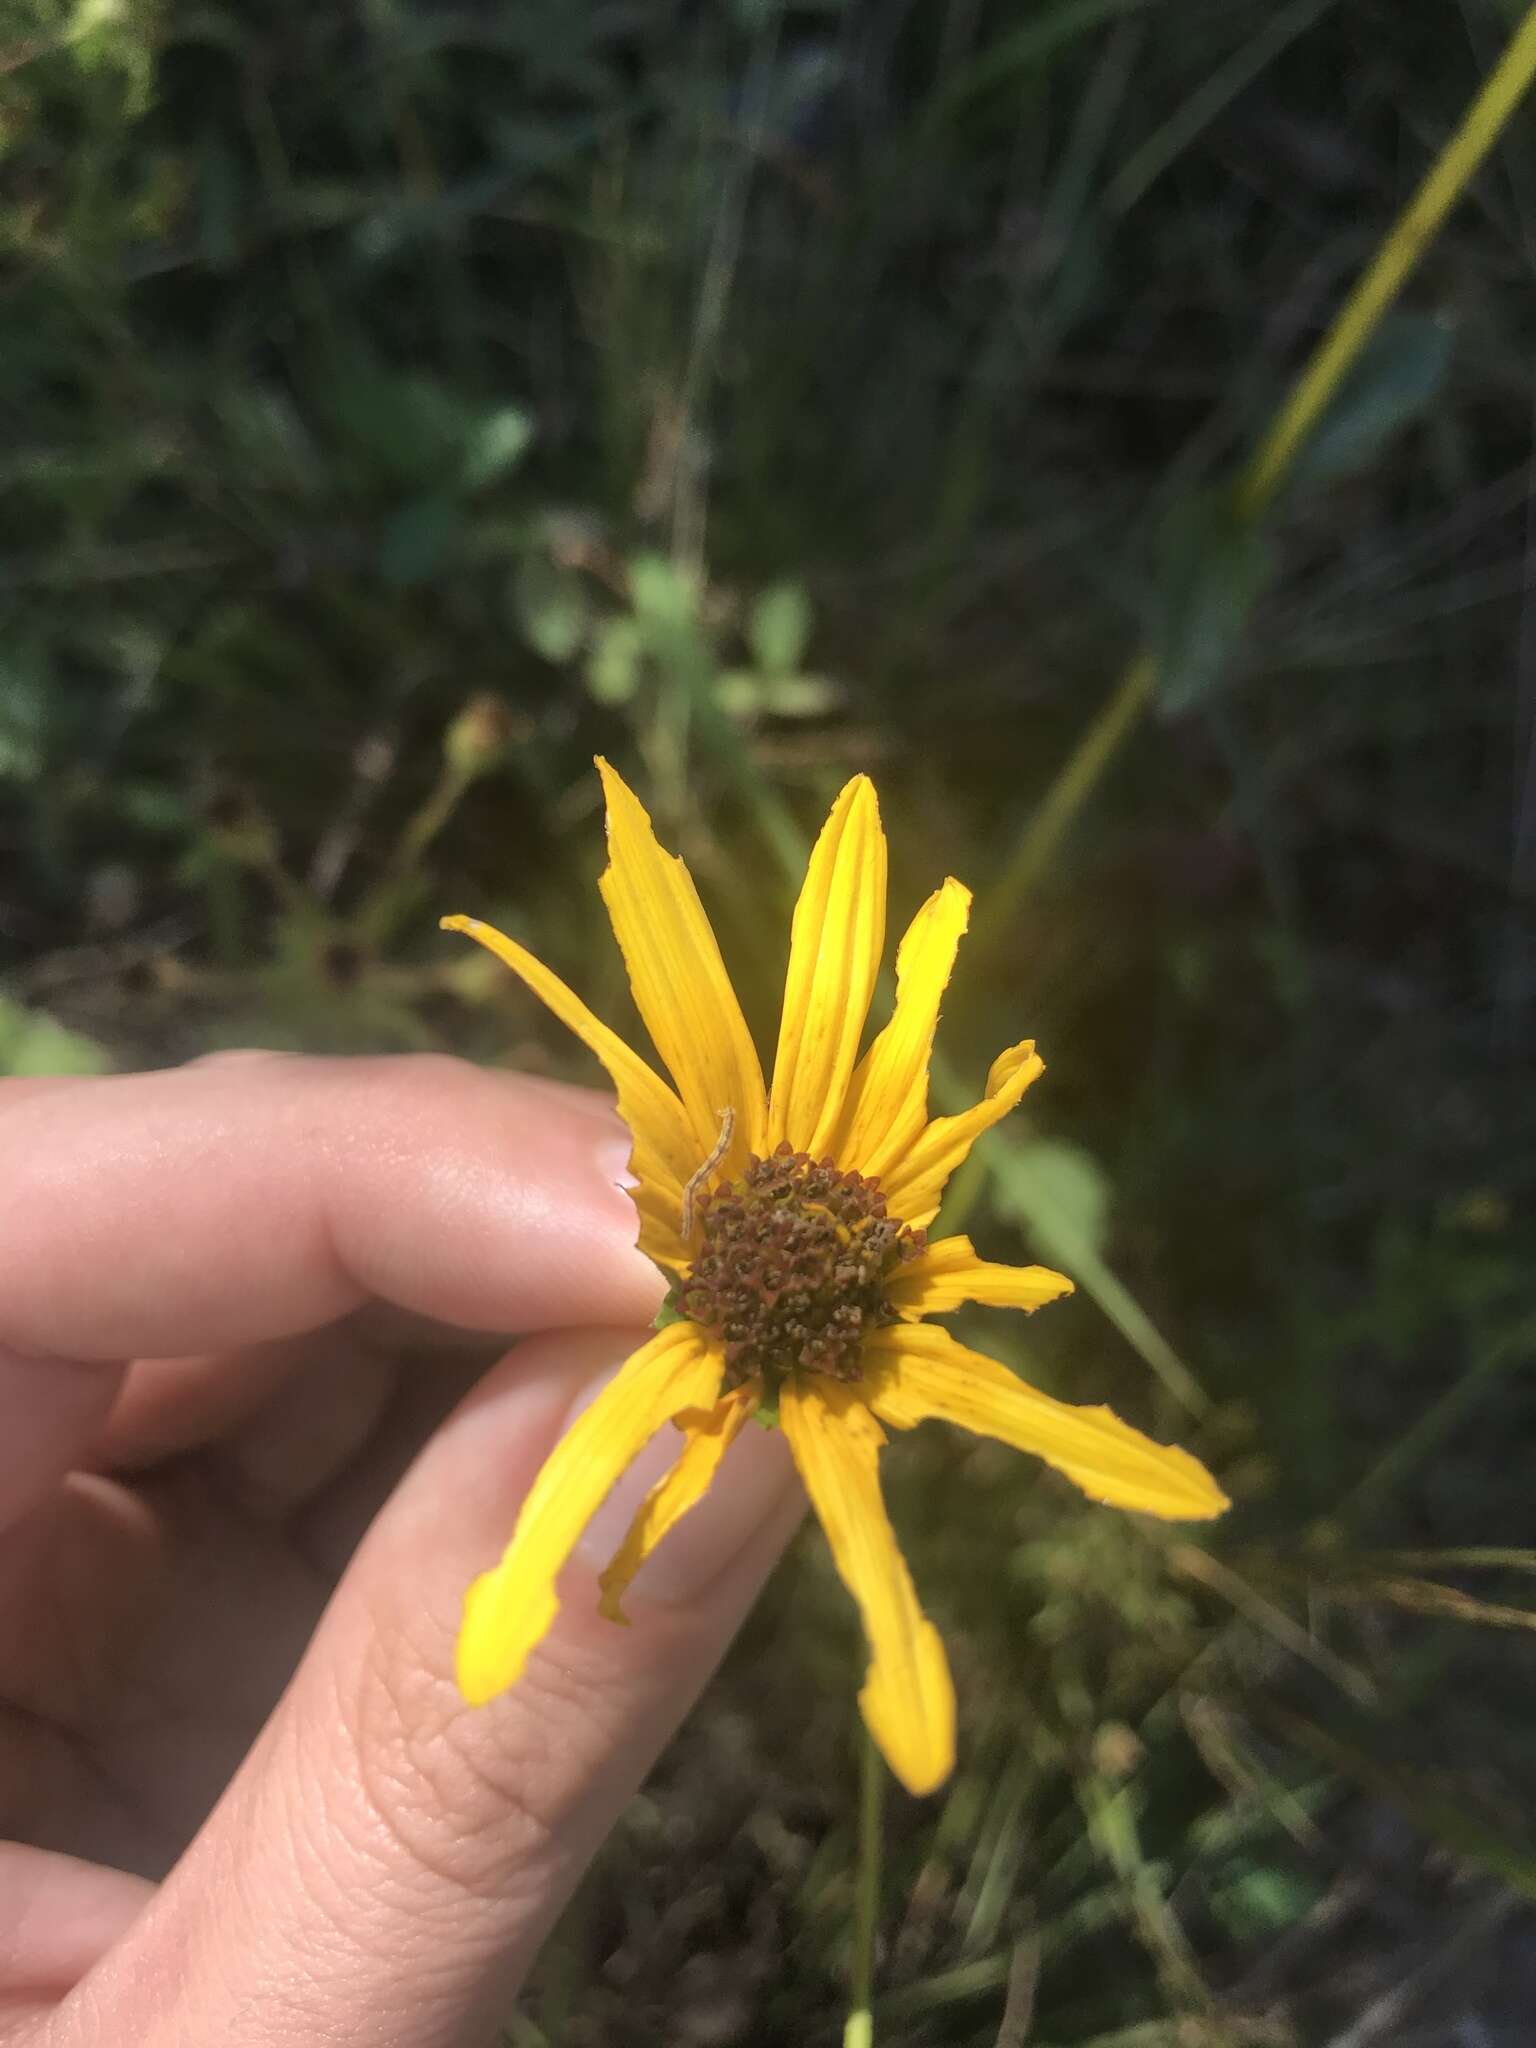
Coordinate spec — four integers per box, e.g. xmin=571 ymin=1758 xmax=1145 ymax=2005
xmin=0 ymin=1053 xmax=803 ymax=2048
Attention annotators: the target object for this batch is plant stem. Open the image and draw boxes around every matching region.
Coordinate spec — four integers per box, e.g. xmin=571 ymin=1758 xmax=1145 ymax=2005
xmin=844 ymin=1725 xmax=885 ymax=2048
xmin=975 ymin=652 xmax=1153 ymax=948
xmin=983 ymin=0 xmax=1536 ymax=916
xmin=357 ymin=759 xmax=475 ymax=944
xmin=1237 ymin=2 xmax=1536 ymax=519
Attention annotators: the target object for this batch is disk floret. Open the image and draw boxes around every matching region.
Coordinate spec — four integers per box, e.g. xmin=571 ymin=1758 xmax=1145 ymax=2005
xmin=680 ymin=1142 xmax=926 ymax=1388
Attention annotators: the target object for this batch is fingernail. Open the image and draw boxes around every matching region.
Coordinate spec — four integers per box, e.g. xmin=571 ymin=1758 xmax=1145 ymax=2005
xmin=595 ymin=1130 xmax=639 ymax=1194
xmin=572 ymin=1375 xmax=800 ymax=1606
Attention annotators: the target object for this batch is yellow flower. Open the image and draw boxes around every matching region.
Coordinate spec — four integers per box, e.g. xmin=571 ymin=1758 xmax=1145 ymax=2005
xmin=442 ymin=762 xmax=1228 ymax=1795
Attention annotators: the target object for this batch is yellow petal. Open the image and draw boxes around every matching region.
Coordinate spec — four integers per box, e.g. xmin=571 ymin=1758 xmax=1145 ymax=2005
xmin=833 ymin=878 xmax=971 ymax=1179
xmin=877 ymin=1038 xmax=1044 ymax=1231
xmin=768 ymin=777 xmax=887 ymax=1159
xmin=629 ymin=1193 xmax=693 ymax=1274
xmin=456 ymin=1323 xmax=723 ymax=1704
xmin=597 ymin=1381 xmax=760 ymax=1622
xmin=440 ymin=912 xmax=692 ymax=1271
xmin=887 ymin=1234 xmax=1075 ymax=1317
xmin=595 ymin=760 xmax=767 ymax=1166
xmin=779 ymin=1376 xmax=955 ymax=1796
xmin=861 ymin=1323 xmax=1229 ymax=1522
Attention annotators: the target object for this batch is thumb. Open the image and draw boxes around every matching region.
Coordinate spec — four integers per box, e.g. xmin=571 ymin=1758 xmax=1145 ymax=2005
xmin=52 ymin=1328 xmax=802 ymax=2048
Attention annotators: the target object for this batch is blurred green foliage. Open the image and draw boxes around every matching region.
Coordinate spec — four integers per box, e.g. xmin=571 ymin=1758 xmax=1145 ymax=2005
xmin=6 ymin=1 xmax=1536 ymax=2041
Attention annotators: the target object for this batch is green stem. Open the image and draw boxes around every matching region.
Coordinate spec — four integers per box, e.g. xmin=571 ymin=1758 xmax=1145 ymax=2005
xmin=975 ymin=652 xmax=1154 ymax=946
xmin=985 ymin=0 xmax=1536 ymax=910
xmin=844 ymin=1725 xmax=884 ymax=2048
xmin=357 ymin=759 xmax=475 ymax=944
xmin=1236 ymin=3 xmax=1536 ymax=519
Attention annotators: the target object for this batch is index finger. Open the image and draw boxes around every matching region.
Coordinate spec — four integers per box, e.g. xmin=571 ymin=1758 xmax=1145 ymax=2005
xmin=0 ymin=1054 xmax=659 ymax=1363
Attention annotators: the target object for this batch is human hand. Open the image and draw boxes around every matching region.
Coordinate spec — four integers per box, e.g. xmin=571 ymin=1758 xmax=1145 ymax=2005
xmin=0 ymin=1053 xmax=802 ymax=2047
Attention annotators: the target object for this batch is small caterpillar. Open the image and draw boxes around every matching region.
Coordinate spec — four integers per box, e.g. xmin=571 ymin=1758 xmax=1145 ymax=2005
xmin=681 ymin=1106 xmax=735 ymax=1239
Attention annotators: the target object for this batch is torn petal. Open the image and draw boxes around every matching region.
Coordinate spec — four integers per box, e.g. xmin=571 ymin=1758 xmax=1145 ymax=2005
xmin=456 ymin=1323 xmax=723 ymax=1704
xmin=887 ymin=1234 xmax=1074 ymax=1317
xmin=877 ymin=1038 xmax=1044 ymax=1230
xmin=598 ymin=1381 xmax=760 ymax=1621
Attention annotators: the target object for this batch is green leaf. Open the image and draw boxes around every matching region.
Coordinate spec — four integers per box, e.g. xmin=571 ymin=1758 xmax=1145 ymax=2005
xmin=511 ymin=551 xmax=591 ymax=663
xmin=717 ymin=670 xmax=839 ymax=719
xmin=197 ymin=129 xmax=242 ymax=273
xmin=0 ymin=996 xmax=111 ymax=1077
xmin=929 ymin=0 xmax=1157 ymax=127
xmin=1148 ymin=486 xmax=1270 ymax=716
xmin=748 ymin=582 xmax=810 ymax=676
xmin=116 ymin=781 xmax=190 ymax=832
xmin=0 ymin=661 xmax=46 ymax=780
xmin=586 ymin=618 xmax=643 ymax=704
xmin=1289 ymin=313 xmax=1454 ymax=492
xmin=627 ymin=553 xmax=698 ymax=629
xmin=324 ymin=356 xmax=472 ymax=490
xmin=1206 ymin=1861 xmax=1324 ymax=1942
xmin=714 ymin=670 xmax=764 ymax=717
xmin=461 ymin=405 xmax=533 ymax=490
xmin=988 ymin=1138 xmax=1209 ymax=1415
xmin=378 ymin=496 xmax=460 ymax=585
xmin=994 ymin=1137 xmax=1109 ymax=1254
xmin=215 ymin=386 xmax=322 ymax=497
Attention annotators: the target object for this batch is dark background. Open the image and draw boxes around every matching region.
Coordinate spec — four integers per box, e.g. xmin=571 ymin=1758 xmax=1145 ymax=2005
xmin=4 ymin=2 xmax=1536 ymax=2041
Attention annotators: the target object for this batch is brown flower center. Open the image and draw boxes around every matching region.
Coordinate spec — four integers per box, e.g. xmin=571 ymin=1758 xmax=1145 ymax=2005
xmin=679 ymin=1143 xmax=926 ymax=1391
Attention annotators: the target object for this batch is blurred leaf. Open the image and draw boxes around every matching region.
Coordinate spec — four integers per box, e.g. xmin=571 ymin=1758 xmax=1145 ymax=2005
xmin=215 ymin=386 xmax=323 ymax=497
xmin=319 ymin=352 xmax=527 ymax=500
xmin=378 ymin=496 xmax=460 ymax=585
xmin=0 ymin=657 xmax=47 ymax=779
xmin=0 ymin=995 xmax=111 ymax=1076
xmin=1321 ymin=1576 xmax=1536 ymax=1633
xmin=117 ymin=781 xmax=192 ymax=832
xmin=587 ymin=617 xmax=643 ymax=704
xmin=491 ymin=113 xmax=612 ymax=174
xmin=1206 ymin=1859 xmax=1323 ymax=1942
xmin=716 ymin=669 xmax=838 ymax=718
xmin=715 ymin=670 xmax=764 ymax=717
xmin=627 ymin=553 xmax=698 ymax=629
xmin=197 ymin=126 xmax=242 ymax=271
xmin=748 ymin=581 xmax=810 ymax=675
xmin=1148 ymin=488 xmax=1270 ymax=717
xmin=930 ymin=0 xmax=1156 ymax=126
xmin=990 ymin=1138 xmax=1209 ymax=1415
xmin=512 ymin=552 xmax=591 ymax=662
xmin=323 ymin=356 xmax=472 ymax=490
xmin=1288 ymin=313 xmax=1454 ymax=491
xmin=1359 ymin=1548 xmax=1536 ymax=1575
xmin=461 ymin=405 xmax=533 ymax=490
xmin=1260 ymin=1702 xmax=1536 ymax=1901
xmin=995 ymin=1137 xmax=1108 ymax=1253
xmin=728 ymin=0 xmax=789 ymax=31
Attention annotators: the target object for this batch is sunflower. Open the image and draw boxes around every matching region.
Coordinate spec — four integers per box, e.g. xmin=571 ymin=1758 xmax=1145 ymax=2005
xmin=442 ymin=762 xmax=1227 ymax=1795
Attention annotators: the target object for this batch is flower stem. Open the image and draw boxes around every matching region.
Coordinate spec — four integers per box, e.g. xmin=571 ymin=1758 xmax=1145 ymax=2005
xmin=974 ymin=651 xmax=1154 ymax=949
xmin=1237 ymin=3 xmax=1536 ymax=519
xmin=843 ymin=1723 xmax=885 ymax=2048
xmin=981 ymin=0 xmax=1536 ymax=920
